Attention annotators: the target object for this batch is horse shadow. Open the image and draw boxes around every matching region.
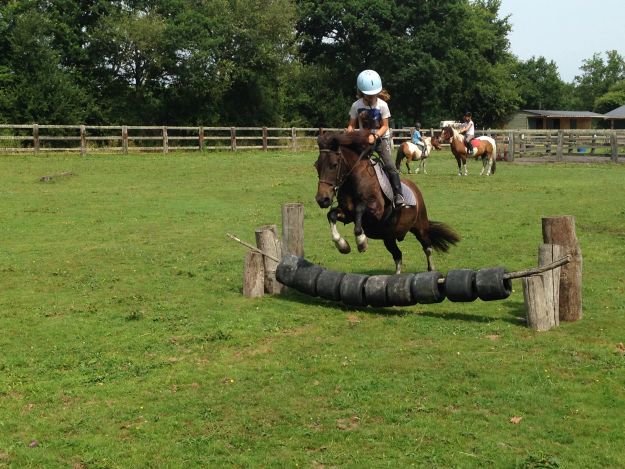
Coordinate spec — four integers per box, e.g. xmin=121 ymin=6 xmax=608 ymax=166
xmin=272 ymin=274 xmax=529 ymax=325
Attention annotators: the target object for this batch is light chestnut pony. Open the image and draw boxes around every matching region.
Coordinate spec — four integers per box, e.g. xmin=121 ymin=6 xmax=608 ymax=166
xmin=441 ymin=125 xmax=497 ymax=176
xmin=395 ymin=136 xmax=442 ymax=174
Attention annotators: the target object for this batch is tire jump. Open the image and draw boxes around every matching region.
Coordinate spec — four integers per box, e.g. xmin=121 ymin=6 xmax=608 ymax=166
xmin=276 ymin=254 xmax=512 ymax=307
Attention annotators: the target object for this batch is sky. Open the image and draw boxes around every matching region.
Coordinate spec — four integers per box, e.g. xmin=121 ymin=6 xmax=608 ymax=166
xmin=498 ymin=0 xmax=625 ymax=83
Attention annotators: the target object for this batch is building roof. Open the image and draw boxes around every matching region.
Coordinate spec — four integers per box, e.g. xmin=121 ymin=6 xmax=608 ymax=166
xmin=604 ymin=104 xmax=625 ymax=118
xmin=523 ymin=109 xmax=605 ymax=119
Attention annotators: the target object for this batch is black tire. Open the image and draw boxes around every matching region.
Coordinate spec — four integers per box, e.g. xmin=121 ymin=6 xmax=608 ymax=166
xmin=364 ymin=275 xmax=390 ymax=307
xmin=316 ymin=269 xmax=346 ymax=301
xmin=475 ymin=267 xmax=512 ymax=301
xmin=445 ymin=269 xmax=478 ymax=302
xmin=339 ymin=273 xmax=369 ymax=306
xmin=411 ymin=271 xmax=446 ymax=304
xmin=386 ymin=273 xmax=416 ymax=306
xmin=275 ymin=254 xmax=303 ymax=286
xmin=291 ymin=263 xmax=324 ymax=296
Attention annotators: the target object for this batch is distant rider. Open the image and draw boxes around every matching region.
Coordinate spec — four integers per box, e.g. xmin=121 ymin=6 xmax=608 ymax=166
xmin=412 ymin=122 xmax=427 ymax=157
xmin=459 ymin=112 xmax=475 ymax=155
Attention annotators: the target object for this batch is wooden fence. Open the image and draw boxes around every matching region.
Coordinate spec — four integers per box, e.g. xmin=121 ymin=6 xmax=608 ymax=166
xmin=0 ymin=124 xmax=623 ymax=162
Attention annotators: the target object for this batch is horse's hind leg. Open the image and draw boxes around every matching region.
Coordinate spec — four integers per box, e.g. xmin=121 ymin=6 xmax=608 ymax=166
xmin=328 ymin=208 xmax=351 ymax=254
xmin=410 ymin=228 xmax=435 ymax=271
xmin=383 ymin=238 xmax=403 ymax=274
xmin=480 ymin=156 xmax=486 ymax=176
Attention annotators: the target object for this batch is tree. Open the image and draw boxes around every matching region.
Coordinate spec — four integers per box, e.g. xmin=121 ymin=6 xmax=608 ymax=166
xmin=593 ymin=80 xmax=625 ymax=114
xmin=573 ymin=50 xmax=625 ymax=110
xmin=512 ymin=57 xmax=568 ymax=110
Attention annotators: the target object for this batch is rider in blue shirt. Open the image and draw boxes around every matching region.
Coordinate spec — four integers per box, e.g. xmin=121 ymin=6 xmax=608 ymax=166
xmin=411 ymin=122 xmax=426 ymax=156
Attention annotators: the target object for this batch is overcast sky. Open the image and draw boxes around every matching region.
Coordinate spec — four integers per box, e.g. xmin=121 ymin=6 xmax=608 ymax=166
xmin=498 ymin=0 xmax=625 ymax=83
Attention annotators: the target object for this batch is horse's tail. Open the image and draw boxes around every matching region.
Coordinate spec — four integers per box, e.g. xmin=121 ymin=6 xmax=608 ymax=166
xmin=395 ymin=144 xmax=404 ymax=170
xmin=487 ymin=137 xmax=497 ymax=174
xmin=427 ymin=221 xmax=461 ymax=252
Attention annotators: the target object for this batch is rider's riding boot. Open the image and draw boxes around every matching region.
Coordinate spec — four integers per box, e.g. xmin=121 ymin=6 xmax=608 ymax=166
xmin=389 ymin=171 xmax=406 ymax=208
xmin=466 ymin=140 xmax=474 ymax=155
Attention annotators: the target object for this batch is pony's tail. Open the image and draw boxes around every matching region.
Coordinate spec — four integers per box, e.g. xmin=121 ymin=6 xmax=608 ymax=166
xmin=491 ymin=141 xmax=497 ymax=174
xmin=427 ymin=221 xmax=461 ymax=252
xmin=395 ymin=145 xmax=404 ymax=170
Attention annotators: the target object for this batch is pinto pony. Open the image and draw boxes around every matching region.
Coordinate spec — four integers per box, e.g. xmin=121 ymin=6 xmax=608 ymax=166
xmin=314 ymin=130 xmax=460 ymax=273
xmin=395 ymin=136 xmax=442 ymax=174
xmin=441 ymin=125 xmax=497 ymax=176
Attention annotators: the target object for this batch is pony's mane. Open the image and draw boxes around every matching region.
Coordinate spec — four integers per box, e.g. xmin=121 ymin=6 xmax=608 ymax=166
xmin=446 ymin=125 xmax=464 ymax=142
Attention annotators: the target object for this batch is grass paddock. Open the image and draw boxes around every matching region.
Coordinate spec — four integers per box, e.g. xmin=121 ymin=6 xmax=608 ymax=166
xmin=1 ymin=150 xmax=624 ymax=467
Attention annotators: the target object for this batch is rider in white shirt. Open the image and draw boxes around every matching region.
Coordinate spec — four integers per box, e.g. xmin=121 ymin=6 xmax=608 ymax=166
xmin=459 ymin=112 xmax=475 ymax=155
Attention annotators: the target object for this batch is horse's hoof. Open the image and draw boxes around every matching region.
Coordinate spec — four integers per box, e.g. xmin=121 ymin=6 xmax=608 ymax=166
xmin=336 ymin=239 xmax=351 ymax=254
xmin=357 ymin=242 xmax=368 ymax=253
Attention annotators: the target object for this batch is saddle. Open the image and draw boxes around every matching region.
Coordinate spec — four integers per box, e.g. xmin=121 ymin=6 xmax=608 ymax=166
xmin=371 ymin=159 xmax=417 ymax=207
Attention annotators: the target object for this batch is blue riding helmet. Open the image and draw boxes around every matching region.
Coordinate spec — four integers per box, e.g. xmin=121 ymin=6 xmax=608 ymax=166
xmin=357 ymin=70 xmax=382 ymax=95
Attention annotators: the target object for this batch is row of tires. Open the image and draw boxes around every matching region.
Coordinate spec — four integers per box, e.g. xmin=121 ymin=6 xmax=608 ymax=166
xmin=276 ymin=254 xmax=512 ymax=307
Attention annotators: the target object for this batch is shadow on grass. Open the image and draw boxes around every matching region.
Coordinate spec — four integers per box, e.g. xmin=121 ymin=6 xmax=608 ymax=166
xmin=274 ymin=288 xmax=529 ymax=325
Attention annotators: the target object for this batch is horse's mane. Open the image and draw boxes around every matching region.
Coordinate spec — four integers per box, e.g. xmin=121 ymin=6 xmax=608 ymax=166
xmin=445 ymin=125 xmax=464 ymax=142
xmin=318 ymin=130 xmax=371 ymax=153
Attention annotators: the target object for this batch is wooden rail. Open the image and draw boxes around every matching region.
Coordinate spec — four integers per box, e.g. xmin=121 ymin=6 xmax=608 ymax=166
xmin=0 ymin=124 xmax=623 ymax=161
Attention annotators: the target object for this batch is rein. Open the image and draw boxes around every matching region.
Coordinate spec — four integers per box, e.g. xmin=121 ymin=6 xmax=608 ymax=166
xmin=318 ymin=145 xmax=373 ymax=193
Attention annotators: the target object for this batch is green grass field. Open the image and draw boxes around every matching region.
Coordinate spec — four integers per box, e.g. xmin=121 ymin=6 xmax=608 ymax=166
xmin=1 ymin=150 xmax=624 ymax=468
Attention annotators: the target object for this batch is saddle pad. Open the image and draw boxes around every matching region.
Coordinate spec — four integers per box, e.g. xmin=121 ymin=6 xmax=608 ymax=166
xmin=373 ymin=163 xmax=417 ymax=207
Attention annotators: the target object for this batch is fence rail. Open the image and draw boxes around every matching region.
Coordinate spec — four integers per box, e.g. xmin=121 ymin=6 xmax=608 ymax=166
xmin=0 ymin=124 xmax=623 ymax=161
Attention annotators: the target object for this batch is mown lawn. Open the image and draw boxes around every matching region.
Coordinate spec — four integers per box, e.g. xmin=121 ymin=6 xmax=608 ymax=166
xmin=1 ymin=150 xmax=624 ymax=468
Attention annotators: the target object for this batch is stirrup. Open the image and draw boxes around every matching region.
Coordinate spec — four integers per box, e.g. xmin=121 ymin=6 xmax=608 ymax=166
xmin=394 ymin=194 xmax=407 ymax=208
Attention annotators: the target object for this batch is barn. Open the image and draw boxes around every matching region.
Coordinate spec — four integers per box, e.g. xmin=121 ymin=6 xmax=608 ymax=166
xmin=604 ymin=104 xmax=625 ymax=129
xmin=505 ymin=109 xmax=605 ymax=130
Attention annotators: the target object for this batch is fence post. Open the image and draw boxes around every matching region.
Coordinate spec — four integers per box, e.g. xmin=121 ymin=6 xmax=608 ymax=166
xmin=556 ymin=130 xmax=564 ymax=161
xmin=610 ymin=132 xmax=618 ymax=162
xmin=122 ymin=125 xmax=128 ymax=154
xmin=291 ymin=127 xmax=296 ymax=151
xmin=162 ymin=126 xmax=168 ymax=153
xmin=590 ymin=133 xmax=596 ymax=155
xmin=80 ymin=125 xmax=86 ymax=156
xmin=33 ymin=124 xmax=39 ymax=154
xmin=230 ymin=127 xmax=236 ymax=151
xmin=199 ymin=126 xmax=204 ymax=151
xmin=507 ymin=131 xmax=514 ymax=161
xmin=262 ymin=127 xmax=268 ymax=151
xmin=281 ymin=202 xmax=304 ymax=257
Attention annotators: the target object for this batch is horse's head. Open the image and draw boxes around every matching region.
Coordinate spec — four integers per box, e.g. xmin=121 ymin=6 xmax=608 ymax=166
xmin=314 ymin=131 xmax=372 ymax=208
xmin=431 ymin=136 xmax=442 ymax=150
xmin=441 ymin=125 xmax=457 ymax=142
xmin=314 ymin=133 xmax=342 ymax=208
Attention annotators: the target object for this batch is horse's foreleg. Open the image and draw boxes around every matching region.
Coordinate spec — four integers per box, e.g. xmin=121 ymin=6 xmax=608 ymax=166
xmin=383 ymin=238 xmax=403 ymax=274
xmin=354 ymin=202 xmax=368 ymax=253
xmin=328 ymin=208 xmax=351 ymax=254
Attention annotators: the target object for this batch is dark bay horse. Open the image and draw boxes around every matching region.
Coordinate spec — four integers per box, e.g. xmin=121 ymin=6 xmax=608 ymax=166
xmin=441 ymin=125 xmax=497 ymax=176
xmin=314 ymin=131 xmax=460 ymax=273
xmin=395 ymin=136 xmax=442 ymax=174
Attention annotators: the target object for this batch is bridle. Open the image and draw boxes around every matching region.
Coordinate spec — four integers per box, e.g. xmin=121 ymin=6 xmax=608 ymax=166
xmin=317 ymin=145 xmax=373 ymax=193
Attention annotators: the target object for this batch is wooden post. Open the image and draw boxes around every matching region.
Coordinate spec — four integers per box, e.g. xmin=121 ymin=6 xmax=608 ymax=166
xmin=523 ymin=275 xmax=557 ymax=331
xmin=507 ymin=131 xmax=514 ymax=161
xmin=281 ymin=202 xmax=304 ymax=257
xmin=610 ymin=132 xmax=618 ymax=162
xmin=163 ymin=126 xmax=168 ymax=153
xmin=243 ymin=251 xmax=264 ymax=297
xmin=231 ymin=127 xmax=236 ymax=151
xmin=590 ymin=133 xmax=596 ymax=155
xmin=255 ymin=224 xmax=282 ymax=294
xmin=122 ymin=125 xmax=128 ymax=154
xmin=542 ymin=216 xmax=583 ymax=321
xmin=80 ymin=124 xmax=86 ymax=156
xmin=556 ymin=130 xmax=564 ymax=161
xmin=199 ymin=126 xmax=204 ymax=151
xmin=538 ymin=243 xmax=565 ymax=327
xmin=33 ymin=124 xmax=40 ymax=154
xmin=291 ymin=127 xmax=296 ymax=151
xmin=262 ymin=127 xmax=268 ymax=151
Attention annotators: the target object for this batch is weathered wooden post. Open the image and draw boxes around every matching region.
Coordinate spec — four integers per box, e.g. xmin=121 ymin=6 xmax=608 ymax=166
xmin=243 ymin=251 xmax=265 ymax=298
xmin=255 ymin=224 xmax=282 ymax=294
xmin=33 ymin=124 xmax=40 ymax=154
xmin=199 ymin=126 xmax=204 ymax=151
xmin=122 ymin=125 xmax=129 ymax=154
xmin=556 ymin=130 xmax=564 ymax=161
xmin=230 ymin=127 xmax=236 ymax=151
xmin=542 ymin=216 xmax=583 ymax=321
xmin=523 ymin=276 xmax=554 ymax=331
xmin=610 ymin=132 xmax=618 ymax=162
xmin=262 ymin=127 xmax=268 ymax=151
xmin=80 ymin=125 xmax=86 ymax=156
xmin=163 ymin=126 xmax=169 ymax=153
xmin=281 ymin=202 xmax=304 ymax=257
xmin=507 ymin=131 xmax=514 ymax=161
